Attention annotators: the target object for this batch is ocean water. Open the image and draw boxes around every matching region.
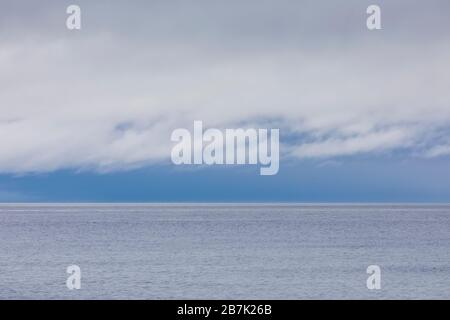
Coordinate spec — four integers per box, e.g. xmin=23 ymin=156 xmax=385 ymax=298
xmin=1 ymin=204 xmax=450 ymax=300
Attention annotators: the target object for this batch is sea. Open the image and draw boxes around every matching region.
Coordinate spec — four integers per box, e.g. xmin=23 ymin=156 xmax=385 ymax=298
xmin=0 ymin=204 xmax=449 ymax=299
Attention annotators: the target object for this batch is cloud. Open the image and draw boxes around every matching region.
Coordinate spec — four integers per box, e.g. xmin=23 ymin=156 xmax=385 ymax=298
xmin=0 ymin=0 xmax=450 ymax=173
xmin=425 ymin=145 xmax=450 ymax=158
xmin=291 ymin=128 xmax=414 ymax=158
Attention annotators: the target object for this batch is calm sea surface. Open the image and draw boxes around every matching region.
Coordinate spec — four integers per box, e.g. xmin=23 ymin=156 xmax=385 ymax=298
xmin=1 ymin=204 xmax=450 ymax=299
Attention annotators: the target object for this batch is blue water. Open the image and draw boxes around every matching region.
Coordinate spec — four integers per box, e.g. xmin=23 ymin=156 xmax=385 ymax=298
xmin=1 ymin=204 xmax=450 ymax=299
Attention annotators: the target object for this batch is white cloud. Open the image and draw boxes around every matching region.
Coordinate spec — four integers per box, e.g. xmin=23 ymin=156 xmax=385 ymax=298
xmin=425 ymin=145 xmax=450 ymax=158
xmin=1 ymin=1 xmax=450 ymax=173
xmin=291 ymin=128 xmax=414 ymax=158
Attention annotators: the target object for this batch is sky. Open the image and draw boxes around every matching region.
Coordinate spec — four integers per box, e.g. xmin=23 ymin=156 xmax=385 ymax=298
xmin=1 ymin=0 xmax=450 ymax=202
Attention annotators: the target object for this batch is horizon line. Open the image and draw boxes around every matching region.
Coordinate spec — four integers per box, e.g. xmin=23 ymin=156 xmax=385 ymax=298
xmin=1 ymin=202 xmax=450 ymax=206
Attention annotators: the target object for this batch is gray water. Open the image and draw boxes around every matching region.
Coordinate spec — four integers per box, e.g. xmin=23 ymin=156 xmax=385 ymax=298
xmin=1 ymin=204 xmax=450 ymax=299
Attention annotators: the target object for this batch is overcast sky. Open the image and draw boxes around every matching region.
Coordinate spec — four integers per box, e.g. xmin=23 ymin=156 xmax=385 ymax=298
xmin=1 ymin=1 xmax=450 ymax=201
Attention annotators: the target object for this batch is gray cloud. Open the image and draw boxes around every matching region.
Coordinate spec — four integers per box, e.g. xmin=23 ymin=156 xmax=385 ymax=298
xmin=0 ymin=0 xmax=449 ymax=173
